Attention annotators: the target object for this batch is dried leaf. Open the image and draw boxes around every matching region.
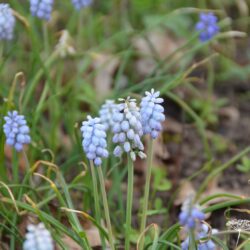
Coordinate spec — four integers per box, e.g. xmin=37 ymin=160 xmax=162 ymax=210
xmin=92 ymin=53 xmax=119 ymax=99
xmin=174 ymin=180 xmax=196 ymax=206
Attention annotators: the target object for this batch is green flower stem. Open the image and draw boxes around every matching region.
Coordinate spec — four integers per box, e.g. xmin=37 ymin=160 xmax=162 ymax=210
xmin=90 ymin=160 xmax=106 ymax=248
xmin=125 ymin=155 xmax=134 ymax=250
xmin=12 ymin=150 xmax=19 ymax=184
xmin=97 ymin=166 xmax=115 ymax=250
xmin=43 ymin=22 xmax=49 ymax=56
xmin=188 ymin=230 xmax=197 ymax=250
xmin=139 ymin=138 xmax=153 ymax=250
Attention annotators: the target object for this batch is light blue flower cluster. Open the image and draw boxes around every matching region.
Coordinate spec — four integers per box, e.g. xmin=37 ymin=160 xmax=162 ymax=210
xmin=3 ymin=111 xmax=31 ymax=152
xmin=30 ymin=0 xmax=54 ymax=20
xmin=71 ymin=0 xmax=93 ymax=10
xmin=99 ymin=100 xmax=120 ymax=131
xmin=195 ymin=12 xmax=219 ymax=42
xmin=23 ymin=223 xmax=54 ymax=250
xmin=179 ymin=198 xmax=205 ymax=229
xmin=81 ymin=115 xmax=108 ymax=166
xmin=140 ymin=89 xmax=165 ymax=139
xmin=0 ymin=4 xmax=15 ymax=41
xmin=112 ymin=97 xmax=145 ymax=161
xmin=181 ymin=224 xmax=217 ymax=250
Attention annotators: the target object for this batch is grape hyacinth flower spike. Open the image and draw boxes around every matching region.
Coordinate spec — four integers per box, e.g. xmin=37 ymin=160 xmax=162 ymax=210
xmin=30 ymin=0 xmax=54 ymax=20
xmin=80 ymin=115 xmax=115 ymax=249
xmin=140 ymin=89 xmax=165 ymax=139
xmin=23 ymin=223 xmax=54 ymax=250
xmin=81 ymin=115 xmax=108 ymax=166
xmin=112 ymin=97 xmax=145 ymax=161
xmin=179 ymin=197 xmax=205 ymax=229
xmin=3 ymin=111 xmax=31 ymax=152
xmin=0 ymin=4 xmax=16 ymax=41
xmin=139 ymin=88 xmax=165 ymax=249
xmin=71 ymin=0 xmax=93 ymax=10
xmin=181 ymin=224 xmax=217 ymax=250
xmin=99 ymin=100 xmax=120 ymax=131
xmin=195 ymin=12 xmax=219 ymax=42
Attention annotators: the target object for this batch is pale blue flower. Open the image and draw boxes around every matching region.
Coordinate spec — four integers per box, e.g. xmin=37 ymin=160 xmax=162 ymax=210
xmin=0 ymin=4 xmax=15 ymax=41
xmin=195 ymin=12 xmax=219 ymax=42
xmin=99 ymin=100 xmax=120 ymax=131
xmin=181 ymin=224 xmax=217 ymax=250
xmin=140 ymin=89 xmax=165 ymax=139
xmin=71 ymin=0 xmax=93 ymax=10
xmin=23 ymin=223 xmax=54 ymax=250
xmin=30 ymin=0 xmax=54 ymax=20
xmin=81 ymin=115 xmax=108 ymax=166
xmin=112 ymin=97 xmax=145 ymax=161
xmin=3 ymin=111 xmax=31 ymax=151
xmin=179 ymin=197 xmax=205 ymax=229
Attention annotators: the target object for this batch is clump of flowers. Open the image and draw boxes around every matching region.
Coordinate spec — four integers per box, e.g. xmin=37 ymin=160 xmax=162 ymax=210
xmin=30 ymin=0 xmax=54 ymax=20
xmin=179 ymin=197 xmax=205 ymax=229
xmin=71 ymin=0 xmax=93 ymax=10
xmin=23 ymin=223 xmax=54 ymax=250
xmin=0 ymin=3 xmax=15 ymax=41
xmin=181 ymin=224 xmax=217 ymax=250
xmin=3 ymin=111 xmax=31 ymax=151
xmin=112 ymin=97 xmax=145 ymax=161
xmin=140 ymin=89 xmax=165 ymax=139
xmin=195 ymin=12 xmax=219 ymax=42
xmin=81 ymin=115 xmax=109 ymax=166
xmin=99 ymin=100 xmax=120 ymax=131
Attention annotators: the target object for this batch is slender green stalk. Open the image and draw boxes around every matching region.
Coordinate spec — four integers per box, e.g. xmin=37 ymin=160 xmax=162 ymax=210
xmin=139 ymin=138 xmax=153 ymax=250
xmin=188 ymin=230 xmax=197 ymax=250
xmin=12 ymin=150 xmax=19 ymax=184
xmin=77 ymin=10 xmax=84 ymax=48
xmin=125 ymin=155 xmax=134 ymax=250
xmin=10 ymin=149 xmax=20 ymax=249
xmin=90 ymin=160 xmax=106 ymax=248
xmin=97 ymin=167 xmax=115 ymax=250
xmin=43 ymin=22 xmax=49 ymax=56
xmin=0 ymin=42 xmax=3 ymax=61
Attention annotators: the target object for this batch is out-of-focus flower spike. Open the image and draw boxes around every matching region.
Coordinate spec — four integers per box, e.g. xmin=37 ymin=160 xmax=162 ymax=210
xmin=55 ymin=30 xmax=76 ymax=58
xmin=99 ymin=100 xmax=120 ymax=131
xmin=71 ymin=0 xmax=93 ymax=10
xmin=0 ymin=4 xmax=15 ymax=41
xmin=195 ymin=12 xmax=219 ymax=42
xmin=23 ymin=223 xmax=54 ymax=250
xmin=179 ymin=196 xmax=205 ymax=230
xmin=30 ymin=0 xmax=54 ymax=20
xmin=3 ymin=111 xmax=31 ymax=151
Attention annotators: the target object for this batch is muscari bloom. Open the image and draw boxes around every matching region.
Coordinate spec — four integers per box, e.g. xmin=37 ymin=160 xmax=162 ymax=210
xmin=81 ymin=115 xmax=109 ymax=166
xmin=23 ymin=223 xmax=54 ymax=250
xmin=0 ymin=4 xmax=15 ymax=41
xmin=181 ymin=224 xmax=217 ymax=250
xmin=3 ymin=111 xmax=31 ymax=152
xmin=195 ymin=12 xmax=219 ymax=42
xmin=99 ymin=100 xmax=120 ymax=131
xmin=179 ymin=198 xmax=205 ymax=229
xmin=112 ymin=97 xmax=145 ymax=161
xmin=30 ymin=0 xmax=54 ymax=20
xmin=140 ymin=89 xmax=165 ymax=139
xmin=71 ymin=0 xmax=93 ymax=10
